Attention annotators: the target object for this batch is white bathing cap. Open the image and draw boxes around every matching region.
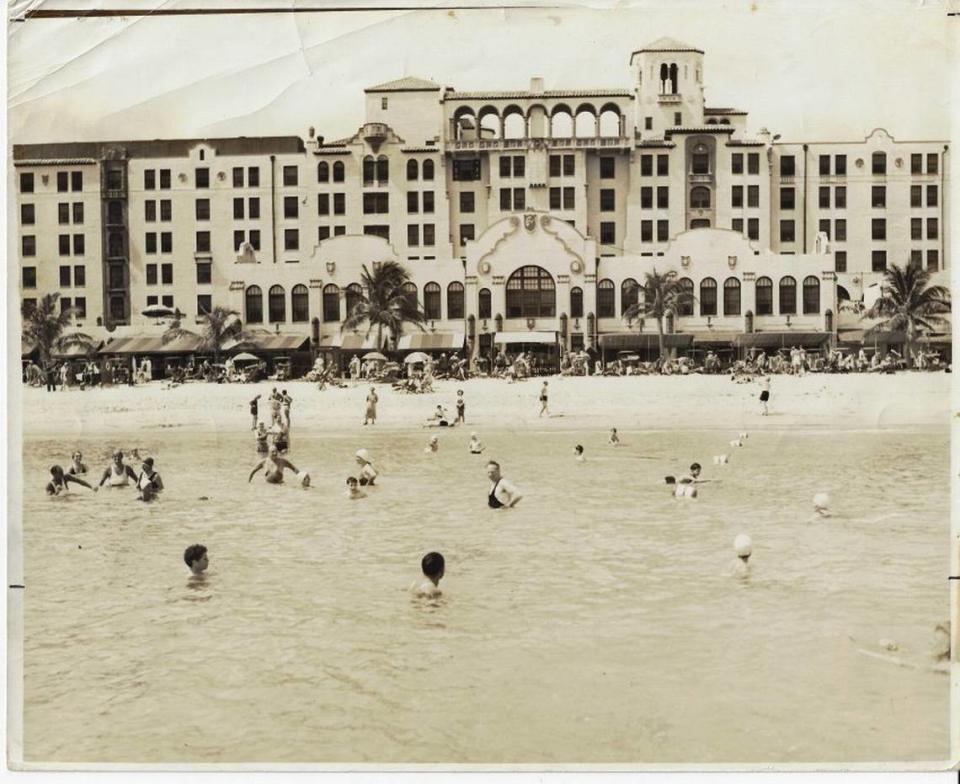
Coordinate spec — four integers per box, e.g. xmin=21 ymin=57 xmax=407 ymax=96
xmin=734 ymin=534 xmax=753 ymax=557
xmin=355 ymin=448 xmax=370 ymax=462
xmin=430 ymin=435 xmax=438 ymax=443
xmin=470 ymin=432 xmax=478 ymax=438
xmin=813 ymin=492 xmax=830 ymax=509
xmin=298 ymin=470 xmax=311 ymax=487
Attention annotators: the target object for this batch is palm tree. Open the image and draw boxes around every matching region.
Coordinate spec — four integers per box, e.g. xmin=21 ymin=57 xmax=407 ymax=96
xmin=162 ymin=305 xmax=248 ymax=363
xmin=622 ymin=268 xmax=694 ymax=360
xmin=341 ymin=261 xmax=427 ymax=351
xmin=21 ymin=293 xmax=95 ymax=367
xmin=864 ymin=262 xmax=950 ymax=366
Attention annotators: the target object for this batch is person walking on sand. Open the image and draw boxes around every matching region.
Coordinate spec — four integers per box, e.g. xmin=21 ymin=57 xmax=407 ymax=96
xmin=759 ymin=376 xmax=771 ymax=416
xmin=364 ymin=386 xmax=378 ymax=425
xmin=539 ymin=381 xmax=549 ymax=417
xmin=249 ymin=394 xmax=261 ymax=430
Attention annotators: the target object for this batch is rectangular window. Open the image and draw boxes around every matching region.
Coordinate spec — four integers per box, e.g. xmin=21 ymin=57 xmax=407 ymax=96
xmin=910 ymin=249 xmax=923 ymax=269
xmin=600 ymin=157 xmax=615 ymax=179
xmin=780 ymin=156 xmax=795 ymax=176
xmin=362 ymin=192 xmax=389 ymax=214
xmin=872 ymin=153 xmax=886 ymax=175
xmin=249 ymin=197 xmax=261 ymax=219
xmin=911 ymin=217 xmax=923 ymax=240
xmin=747 ymin=153 xmax=760 ymax=175
xmin=73 ymin=234 xmax=85 ymax=255
xmin=160 ymin=200 xmax=171 ymax=221
xmin=732 ymin=218 xmax=743 ymax=234
xmin=234 ymin=230 xmax=245 ymax=251
xmin=871 ymin=186 xmax=886 ymax=208
xmin=407 ymin=192 xmax=418 ymax=214
xmin=197 ymin=262 xmax=212 ymax=284
xmin=818 ymin=219 xmax=831 ymax=239
xmin=423 ymin=224 xmax=435 ymax=246
xmin=499 ymin=188 xmax=511 ymax=211
xmin=283 ymin=166 xmax=298 ymax=186
xmin=74 ymin=265 xmax=85 ymax=287
xmin=927 ymin=249 xmax=939 ymax=272
xmin=234 ymin=197 xmax=246 ymax=219
xmin=161 ymin=263 xmax=173 ymax=285
xmin=57 ymin=172 xmax=69 ymax=192
xmin=22 ymin=236 xmax=36 ymax=257
xmin=644 ymin=116 xmax=653 ymax=130
xmin=657 ymin=155 xmax=669 ymax=176
xmin=318 ymin=226 xmax=330 ymax=242
xmin=549 ymin=156 xmax=561 ymax=177
xmin=747 ymin=185 xmax=759 ymax=208
xmin=731 ymin=153 xmax=743 ymax=175
xmin=819 ymin=186 xmax=830 ymax=209
xmin=74 ymin=297 xmax=86 ymax=318
xmin=600 ymin=189 xmax=615 ymax=211
xmin=59 ymin=265 xmax=71 ymax=287
xmin=59 ymin=234 xmax=71 ymax=255
xmin=640 ymin=155 xmax=653 ymax=176
xmin=673 ymin=111 xmax=682 ymax=126
xmin=459 ymin=191 xmax=475 ymax=213
xmin=248 ymin=167 xmax=260 ymax=187
xmin=657 ymin=219 xmax=669 ymax=242
xmin=927 ymin=184 xmax=938 ymax=207
xmin=499 ymin=156 xmax=511 ymax=178
xmin=635 ymin=186 xmax=650 ymax=209
xmin=835 ymin=186 xmax=846 ymax=209
xmin=780 ymin=220 xmax=795 ymax=242
xmin=834 ymin=155 xmax=846 ymax=176
xmin=911 ymin=185 xmax=922 ymax=208
xmin=600 ymin=222 xmax=616 ymax=244
xmin=233 ymin=167 xmax=244 ymax=187
xmin=456 ymin=224 xmax=473 ymax=246
xmin=513 ymin=156 xmax=525 ymax=175
xmin=195 ymin=199 xmax=210 ymax=220
xmin=563 ymin=155 xmax=574 ymax=176
xmin=22 ymin=267 xmax=36 ymax=288
xmin=196 ymin=231 xmax=211 ymax=253
xmin=284 ymin=196 xmax=299 ymax=219
xmin=927 ymin=153 xmax=938 ymax=175
xmin=835 ymin=219 xmax=847 ymax=242
xmin=195 ymin=168 xmax=209 ymax=188
xmin=747 ymin=218 xmax=759 ymax=241
xmin=872 ymin=218 xmax=886 ymax=240
xmin=71 ymin=171 xmax=83 ymax=191
xmin=407 ymin=224 xmax=420 ymax=247
xmin=159 ymin=169 xmax=171 ymax=189
xmin=145 ymin=201 xmax=157 ymax=222
xmin=819 ymin=155 xmax=830 ymax=176
xmin=780 ymin=187 xmax=795 ymax=210
xmin=656 ymin=186 xmax=669 ymax=209
xmin=20 ymin=173 xmax=34 ymax=193
xmin=871 ymin=250 xmax=887 ymax=272
xmin=927 ymin=218 xmax=938 ymax=240
xmin=161 ymin=232 xmax=172 ymax=253
xmin=61 ymin=296 xmax=72 ymax=314
xmin=197 ymin=294 xmax=212 ymax=315
xmin=162 ymin=295 xmax=174 ymax=308
xmin=146 ymin=295 xmax=158 ymax=306
xmin=911 ymin=154 xmax=923 ymax=175
xmin=284 ymin=229 xmax=299 ymax=250
xmin=641 ymin=220 xmax=653 ymax=242
xmin=21 ymin=204 xmax=35 ymax=225
xmin=514 ymin=187 xmax=527 ymax=209
xmin=146 ymin=264 xmax=157 ymax=285
xmin=835 ymin=250 xmax=847 ymax=272
xmin=691 ymin=153 xmax=710 ymax=175
xmin=144 ymin=169 xmax=156 ymax=190
xmin=58 ymin=203 xmax=70 ymax=224
xmin=452 ymin=159 xmax=481 ymax=181
xmin=549 ymin=188 xmax=561 ymax=210
xmin=249 ymin=230 xmax=261 ymax=250
xmin=333 ymin=193 xmax=345 ymax=215
xmin=563 ymin=187 xmax=574 ymax=209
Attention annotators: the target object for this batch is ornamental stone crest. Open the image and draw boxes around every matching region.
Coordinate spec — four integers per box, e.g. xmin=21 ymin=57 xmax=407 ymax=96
xmin=523 ymin=213 xmax=537 ymax=232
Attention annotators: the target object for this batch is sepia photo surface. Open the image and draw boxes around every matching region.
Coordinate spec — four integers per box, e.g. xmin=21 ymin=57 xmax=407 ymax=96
xmin=6 ymin=0 xmax=956 ymax=769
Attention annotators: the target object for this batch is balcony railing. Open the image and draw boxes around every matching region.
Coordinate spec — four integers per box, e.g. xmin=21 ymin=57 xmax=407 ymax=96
xmin=449 ymin=136 xmax=631 ymax=151
xmin=688 ymin=173 xmax=713 ymax=183
xmin=105 ymin=188 xmax=127 ymax=200
xmin=658 ymin=93 xmax=682 ymax=103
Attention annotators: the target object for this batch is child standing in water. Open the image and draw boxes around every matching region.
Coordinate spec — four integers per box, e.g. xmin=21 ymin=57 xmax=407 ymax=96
xmin=411 ymin=552 xmax=445 ymax=598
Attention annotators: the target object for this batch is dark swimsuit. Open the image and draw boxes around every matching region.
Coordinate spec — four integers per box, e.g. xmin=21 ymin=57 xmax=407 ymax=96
xmin=488 ymin=480 xmax=504 ymax=509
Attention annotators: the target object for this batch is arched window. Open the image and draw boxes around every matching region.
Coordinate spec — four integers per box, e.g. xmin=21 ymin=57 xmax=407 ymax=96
xmin=779 ymin=276 xmax=797 ymax=315
xmin=597 ymin=279 xmax=615 ymax=318
xmin=621 ymin=278 xmax=639 ymax=316
xmin=755 ymin=277 xmax=773 ymax=316
xmin=401 ymin=282 xmax=418 ymax=314
xmin=719 ymin=118 xmax=730 ymax=125
xmin=291 ymin=284 xmax=309 ymax=322
xmin=478 ymin=287 xmax=492 ymax=319
xmin=690 ymin=187 xmax=711 ymax=209
xmin=570 ymin=286 xmax=583 ymax=318
xmin=422 ymin=160 xmax=435 ymax=181
xmin=706 ymin=118 xmax=718 ymax=125
xmin=479 ymin=107 xmax=501 ymax=140
xmin=802 ymin=276 xmax=820 ymax=314
xmin=677 ymin=277 xmax=695 ymax=317
xmin=699 ymin=278 xmax=717 ymax=316
xmin=574 ymin=105 xmax=596 ymax=138
xmin=723 ymin=277 xmax=741 ymax=316
xmin=837 ymin=285 xmax=851 ymax=301
xmin=376 ymin=155 xmax=389 ymax=184
xmin=506 ymin=266 xmax=556 ymax=318
xmin=447 ymin=282 xmax=464 ymax=320
xmin=332 ymin=161 xmax=345 ymax=182
xmin=503 ymin=107 xmax=525 ymax=139
xmin=317 ymin=162 xmax=329 ymax=183
xmin=598 ymin=104 xmax=621 ymax=137
xmin=550 ymin=105 xmax=574 ymax=137
xmin=659 ymin=63 xmax=669 ymax=93
xmin=268 ymin=284 xmax=286 ymax=323
xmin=323 ymin=284 xmax=340 ymax=322
xmin=345 ymin=283 xmax=362 ymax=317
xmin=669 ymin=63 xmax=678 ymax=94
xmin=406 ymin=159 xmax=418 ymax=181
xmin=424 ymin=282 xmax=441 ymax=320
xmin=245 ymin=285 xmax=263 ymax=324
xmin=362 ymin=156 xmax=375 ymax=185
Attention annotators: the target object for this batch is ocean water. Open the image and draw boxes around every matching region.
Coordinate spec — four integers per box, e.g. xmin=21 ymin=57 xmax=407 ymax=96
xmin=21 ymin=423 xmax=950 ymax=763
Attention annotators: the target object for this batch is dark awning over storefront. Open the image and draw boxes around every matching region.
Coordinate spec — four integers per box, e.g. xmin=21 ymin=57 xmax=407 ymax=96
xmin=735 ymin=332 xmax=831 ymax=349
xmin=837 ymin=329 xmax=906 ymax=345
xmin=692 ymin=332 xmax=740 ymax=346
xmin=598 ymin=333 xmax=692 ymax=350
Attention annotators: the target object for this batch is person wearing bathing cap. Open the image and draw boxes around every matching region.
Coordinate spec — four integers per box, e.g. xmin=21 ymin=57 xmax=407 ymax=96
xmin=469 ymin=433 xmax=484 ymax=454
xmin=425 ymin=435 xmax=440 ymax=454
xmin=355 ymin=449 xmax=378 ymax=486
xmin=812 ymin=492 xmax=832 ymax=518
xmin=729 ymin=534 xmax=753 ymax=579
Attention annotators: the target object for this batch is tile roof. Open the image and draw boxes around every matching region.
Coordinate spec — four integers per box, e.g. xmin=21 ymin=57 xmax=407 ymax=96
xmin=365 ymin=76 xmax=441 ymax=92
xmin=632 ymin=36 xmax=703 ymax=54
xmin=444 ymin=89 xmax=632 ymax=101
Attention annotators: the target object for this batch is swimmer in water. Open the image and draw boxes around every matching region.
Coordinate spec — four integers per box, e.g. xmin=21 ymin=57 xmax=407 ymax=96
xmin=46 ymin=465 xmax=97 ymax=495
xmin=574 ymin=444 xmax=586 ymax=463
xmin=811 ymin=492 xmax=832 ymax=519
xmin=255 ymin=422 xmax=270 ymax=455
xmin=354 ymin=449 xmax=378 ymax=486
xmin=608 ymin=428 xmax=620 ymax=446
xmin=248 ymin=445 xmax=301 ymax=484
xmin=183 ymin=543 xmax=209 ymax=577
xmin=411 ymin=551 xmax=445 ymax=598
xmin=99 ymin=450 xmax=139 ymax=488
xmin=486 ymin=460 xmax=522 ymax=509
xmin=344 ymin=476 xmax=366 ymax=500
xmin=136 ymin=457 xmax=164 ymax=501
xmin=468 ymin=432 xmax=484 ymax=454
xmin=425 ymin=435 xmax=439 ymax=453
xmin=729 ymin=534 xmax=752 ymax=579
xmin=68 ymin=451 xmax=87 ymax=475
xmin=666 ymin=463 xmax=716 ymax=498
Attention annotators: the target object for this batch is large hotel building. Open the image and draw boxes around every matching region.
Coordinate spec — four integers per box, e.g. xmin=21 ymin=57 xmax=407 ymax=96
xmin=14 ymin=38 xmax=950 ymax=367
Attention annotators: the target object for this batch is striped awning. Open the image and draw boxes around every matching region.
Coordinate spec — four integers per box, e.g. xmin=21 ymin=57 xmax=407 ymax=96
xmin=494 ymin=331 xmax=557 ymax=345
xmin=319 ymin=333 xmax=379 ymax=351
xmin=397 ymin=332 xmax=465 ymax=350
xmin=224 ymin=334 xmax=309 ymax=352
xmin=598 ymin=333 xmax=693 ymax=350
xmin=99 ymin=335 xmax=203 ymax=354
xmin=53 ymin=341 xmax=103 ymax=358
xmin=735 ymin=332 xmax=831 ymax=349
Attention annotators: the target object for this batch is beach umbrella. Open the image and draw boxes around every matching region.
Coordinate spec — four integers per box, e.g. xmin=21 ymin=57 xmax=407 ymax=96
xmin=404 ymin=351 xmax=431 ymax=364
xmin=142 ymin=305 xmax=177 ymax=319
xmin=232 ymin=352 xmax=259 ymax=362
xmin=362 ymin=351 xmax=388 ymax=362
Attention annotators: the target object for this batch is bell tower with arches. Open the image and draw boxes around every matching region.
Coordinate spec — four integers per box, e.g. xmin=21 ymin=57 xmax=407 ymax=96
xmin=630 ymin=37 xmax=706 ymax=138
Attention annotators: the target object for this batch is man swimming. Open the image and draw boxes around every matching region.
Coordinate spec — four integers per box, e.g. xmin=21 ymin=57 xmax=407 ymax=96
xmin=183 ymin=543 xmax=209 ymax=577
xmin=248 ymin=445 xmax=301 ymax=484
xmin=486 ymin=460 xmax=522 ymax=509
xmin=255 ymin=422 xmax=270 ymax=454
xmin=99 ymin=450 xmax=139 ymax=488
xmin=46 ymin=465 xmax=97 ymax=495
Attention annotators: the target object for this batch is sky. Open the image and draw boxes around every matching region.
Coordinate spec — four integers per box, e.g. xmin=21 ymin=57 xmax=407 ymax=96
xmin=6 ymin=0 xmax=956 ymax=145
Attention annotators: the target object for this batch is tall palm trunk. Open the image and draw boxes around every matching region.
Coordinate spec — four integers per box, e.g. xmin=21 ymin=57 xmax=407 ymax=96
xmin=656 ymin=315 xmax=665 ymax=361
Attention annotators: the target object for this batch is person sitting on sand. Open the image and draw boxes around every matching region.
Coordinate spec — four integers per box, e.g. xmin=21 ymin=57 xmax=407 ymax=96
xmin=574 ymin=444 xmax=586 ymax=463
xmin=468 ymin=432 xmax=484 ymax=454
xmin=486 ymin=460 xmax=522 ymax=509
xmin=344 ymin=476 xmax=367 ymax=500
xmin=426 ymin=404 xmax=451 ymax=427
xmin=248 ymin=445 xmax=301 ymax=485
xmin=354 ymin=449 xmax=378 ymax=486
xmin=425 ymin=435 xmax=439 ymax=454
xmin=47 ymin=465 xmax=97 ymax=495
xmin=183 ymin=544 xmax=209 ymax=577
xmin=411 ymin=552 xmax=445 ymax=598
xmin=136 ymin=457 xmax=164 ymax=501
xmin=68 ymin=451 xmax=87 ymax=475
xmin=99 ymin=450 xmax=139 ymax=488
xmin=608 ymin=428 xmax=621 ymax=446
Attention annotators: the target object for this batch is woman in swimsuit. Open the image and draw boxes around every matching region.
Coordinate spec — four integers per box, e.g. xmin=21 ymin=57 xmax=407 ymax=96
xmin=47 ymin=465 xmax=97 ymax=495
xmin=136 ymin=457 xmax=164 ymax=501
xmin=68 ymin=451 xmax=87 ymax=475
